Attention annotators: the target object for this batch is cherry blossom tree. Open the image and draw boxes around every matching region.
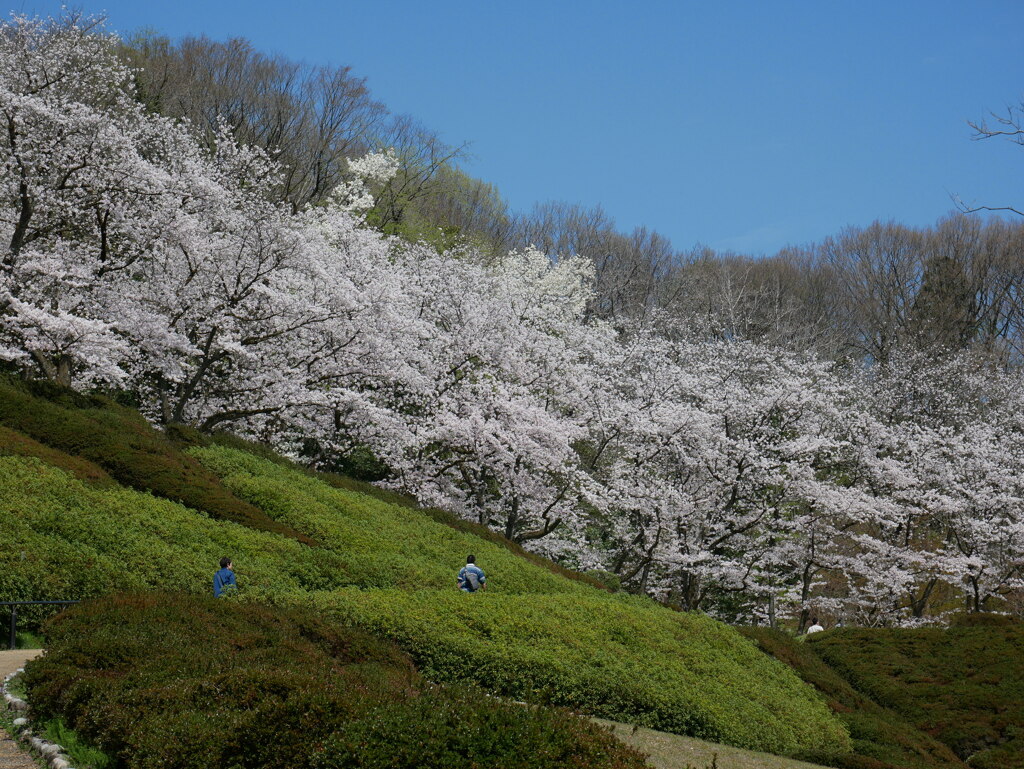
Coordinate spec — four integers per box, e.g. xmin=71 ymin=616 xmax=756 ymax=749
xmin=4 ymin=13 xmax=1023 ymax=627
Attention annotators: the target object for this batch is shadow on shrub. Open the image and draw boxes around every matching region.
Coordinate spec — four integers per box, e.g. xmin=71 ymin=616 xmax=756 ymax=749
xmin=0 ymin=379 xmax=315 ymax=546
xmin=23 ymin=593 xmax=647 ymax=769
xmin=742 ymin=628 xmax=966 ymax=769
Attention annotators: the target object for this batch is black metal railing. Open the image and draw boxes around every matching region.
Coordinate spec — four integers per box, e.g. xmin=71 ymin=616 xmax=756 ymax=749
xmin=1 ymin=601 xmax=79 ymax=650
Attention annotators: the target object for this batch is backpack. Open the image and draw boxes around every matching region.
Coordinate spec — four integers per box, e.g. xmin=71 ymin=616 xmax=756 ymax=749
xmin=464 ymin=568 xmax=480 ymax=592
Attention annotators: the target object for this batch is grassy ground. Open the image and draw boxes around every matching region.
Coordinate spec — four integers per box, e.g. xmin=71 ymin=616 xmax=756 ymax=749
xmin=594 ymin=719 xmax=838 ymax=769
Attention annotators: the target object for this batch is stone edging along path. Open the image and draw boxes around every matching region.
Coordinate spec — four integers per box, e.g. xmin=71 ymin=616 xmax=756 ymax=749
xmin=2 ymin=651 xmax=79 ymax=769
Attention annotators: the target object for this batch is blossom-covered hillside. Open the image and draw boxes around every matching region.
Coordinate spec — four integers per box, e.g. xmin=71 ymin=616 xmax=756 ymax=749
xmin=2 ymin=14 xmax=1022 ymax=629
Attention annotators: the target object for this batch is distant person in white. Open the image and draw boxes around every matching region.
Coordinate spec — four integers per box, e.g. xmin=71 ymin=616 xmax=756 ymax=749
xmin=806 ymin=617 xmax=825 ymax=634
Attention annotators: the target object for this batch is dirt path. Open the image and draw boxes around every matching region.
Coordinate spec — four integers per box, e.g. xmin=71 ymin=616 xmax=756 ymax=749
xmin=595 ymin=718 xmax=836 ymax=769
xmin=0 ymin=651 xmax=41 ymax=680
xmin=0 ymin=650 xmax=43 ymax=769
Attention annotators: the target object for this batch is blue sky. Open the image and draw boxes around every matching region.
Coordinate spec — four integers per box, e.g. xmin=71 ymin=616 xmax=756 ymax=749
xmin=14 ymin=0 xmax=1024 ymax=254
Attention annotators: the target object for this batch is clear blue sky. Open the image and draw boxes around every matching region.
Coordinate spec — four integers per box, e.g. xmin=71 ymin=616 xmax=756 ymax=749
xmin=14 ymin=0 xmax=1024 ymax=254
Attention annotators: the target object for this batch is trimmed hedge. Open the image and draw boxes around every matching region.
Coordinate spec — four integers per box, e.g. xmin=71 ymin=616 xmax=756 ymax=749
xmin=809 ymin=626 xmax=1024 ymax=769
xmin=743 ymin=628 xmax=966 ymax=769
xmin=0 ymin=378 xmax=315 ymax=545
xmin=0 ymin=452 xmax=850 ymax=757
xmin=191 ymin=446 xmax=850 ymax=756
xmin=0 ymin=457 xmax=350 ymax=627
xmin=23 ymin=594 xmax=647 ymax=769
xmin=0 ymin=425 xmax=115 ymax=486
xmin=189 ymin=445 xmax=595 ymax=595
xmin=195 ymin=429 xmax=610 ymax=591
xmin=307 ymin=588 xmax=852 ymax=757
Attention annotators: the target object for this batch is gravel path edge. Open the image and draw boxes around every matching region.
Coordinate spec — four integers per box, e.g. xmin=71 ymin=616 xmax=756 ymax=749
xmin=3 ymin=661 xmax=79 ymax=769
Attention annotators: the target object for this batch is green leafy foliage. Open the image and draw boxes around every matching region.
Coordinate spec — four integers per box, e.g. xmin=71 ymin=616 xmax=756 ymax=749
xmin=199 ymin=431 xmax=609 ymax=591
xmin=743 ymin=628 xmax=966 ymax=769
xmin=808 ymin=625 xmax=1024 ymax=769
xmin=307 ymin=588 xmax=850 ymax=756
xmin=188 ymin=445 xmax=597 ymax=595
xmin=0 ymin=457 xmax=351 ymax=627
xmin=191 ymin=445 xmax=850 ymax=756
xmin=0 ymin=378 xmax=314 ymax=545
xmin=0 ymin=425 xmax=114 ymax=487
xmin=0 ymin=450 xmax=848 ymax=756
xmin=40 ymin=718 xmax=114 ymax=769
xmin=23 ymin=594 xmax=647 ymax=769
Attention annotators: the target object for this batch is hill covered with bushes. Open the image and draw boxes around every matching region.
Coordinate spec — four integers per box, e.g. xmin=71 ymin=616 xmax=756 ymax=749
xmin=0 ymin=379 xmax=851 ymax=762
xmin=745 ymin=622 xmax=1024 ymax=769
xmin=810 ymin=620 xmax=1024 ymax=769
xmin=23 ymin=593 xmax=648 ymax=769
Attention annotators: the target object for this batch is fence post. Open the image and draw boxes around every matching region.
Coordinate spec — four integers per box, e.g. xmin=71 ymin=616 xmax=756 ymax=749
xmin=2 ymin=601 xmax=79 ymax=650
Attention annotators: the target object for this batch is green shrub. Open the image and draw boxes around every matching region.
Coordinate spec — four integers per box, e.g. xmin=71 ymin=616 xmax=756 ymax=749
xmin=742 ymin=628 xmax=965 ymax=769
xmin=947 ymin=612 xmax=1020 ymax=628
xmin=189 ymin=445 xmax=595 ymax=595
xmin=312 ymin=686 xmax=646 ymax=769
xmin=15 ymin=629 xmax=46 ymax=649
xmin=0 ymin=446 xmax=851 ymax=757
xmin=199 ymin=432 xmax=610 ymax=591
xmin=808 ymin=627 xmax=1024 ymax=769
xmin=23 ymin=594 xmax=647 ymax=769
xmin=0 ymin=457 xmax=352 ymax=628
xmin=0 ymin=379 xmax=314 ymax=545
xmin=302 ymin=588 xmax=850 ymax=757
xmin=0 ymin=425 xmax=115 ymax=486
xmin=585 ymin=569 xmax=623 ymax=592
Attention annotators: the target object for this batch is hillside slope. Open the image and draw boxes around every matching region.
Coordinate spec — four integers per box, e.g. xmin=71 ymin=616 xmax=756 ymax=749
xmin=0 ymin=382 xmax=850 ymax=760
xmin=746 ymin=625 xmax=1024 ymax=769
xmin=811 ymin=623 xmax=1024 ymax=769
xmin=20 ymin=593 xmax=650 ymax=769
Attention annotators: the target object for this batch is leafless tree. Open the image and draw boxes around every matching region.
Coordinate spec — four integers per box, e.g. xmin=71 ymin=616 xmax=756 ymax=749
xmin=124 ymin=33 xmax=386 ymax=209
xmin=515 ymin=201 xmax=686 ymax=320
xmin=960 ymin=99 xmax=1024 ymax=217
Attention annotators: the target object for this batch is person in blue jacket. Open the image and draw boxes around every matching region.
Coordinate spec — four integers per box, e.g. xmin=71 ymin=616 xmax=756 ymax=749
xmin=213 ymin=557 xmax=236 ymax=597
xmin=457 ymin=554 xmax=486 ymax=592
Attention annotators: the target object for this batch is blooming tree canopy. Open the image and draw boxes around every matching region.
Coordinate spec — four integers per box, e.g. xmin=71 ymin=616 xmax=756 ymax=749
xmin=2 ymin=14 xmax=1022 ymax=627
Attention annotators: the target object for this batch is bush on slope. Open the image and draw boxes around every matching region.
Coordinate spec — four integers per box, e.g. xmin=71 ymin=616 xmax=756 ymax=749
xmin=0 ymin=378 xmax=314 ymax=545
xmin=809 ymin=624 xmax=1024 ymax=769
xmin=23 ymin=593 xmax=647 ymax=769
xmin=196 ymin=428 xmax=610 ymax=591
xmin=1 ymin=379 xmax=600 ymax=589
xmin=189 ymin=445 xmax=592 ymax=595
xmin=0 ymin=457 xmax=349 ymax=625
xmin=0 ymin=443 xmax=851 ymax=758
xmin=743 ymin=628 xmax=966 ymax=769
xmin=191 ymin=445 xmax=852 ymax=757
xmin=0 ymin=425 xmax=115 ymax=487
